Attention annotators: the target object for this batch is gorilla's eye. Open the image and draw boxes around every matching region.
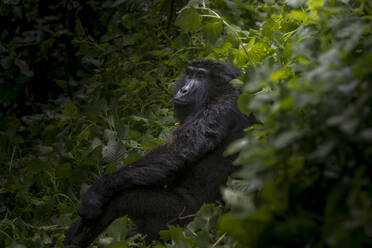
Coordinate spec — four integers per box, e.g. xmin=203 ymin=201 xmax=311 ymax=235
xmin=179 ymin=87 xmax=188 ymax=94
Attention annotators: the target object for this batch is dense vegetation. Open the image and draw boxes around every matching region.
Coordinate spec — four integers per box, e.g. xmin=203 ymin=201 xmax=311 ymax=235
xmin=1 ymin=0 xmax=371 ymax=247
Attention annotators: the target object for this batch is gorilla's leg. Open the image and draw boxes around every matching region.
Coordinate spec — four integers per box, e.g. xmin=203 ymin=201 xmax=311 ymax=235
xmin=64 ymin=188 xmax=199 ymax=248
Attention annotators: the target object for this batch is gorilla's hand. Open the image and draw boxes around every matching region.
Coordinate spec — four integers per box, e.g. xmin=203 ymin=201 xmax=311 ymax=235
xmin=78 ymin=187 xmax=104 ymax=219
xmin=64 ymin=217 xmax=98 ymax=248
xmin=64 ymin=218 xmax=86 ymax=247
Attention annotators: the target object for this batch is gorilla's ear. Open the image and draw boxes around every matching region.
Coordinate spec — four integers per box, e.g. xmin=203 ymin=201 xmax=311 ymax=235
xmin=227 ymin=64 xmax=242 ymax=79
xmin=215 ymin=62 xmax=242 ymax=84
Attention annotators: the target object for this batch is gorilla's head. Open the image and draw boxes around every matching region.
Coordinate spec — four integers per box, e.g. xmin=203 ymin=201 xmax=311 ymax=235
xmin=173 ymin=59 xmax=242 ymax=123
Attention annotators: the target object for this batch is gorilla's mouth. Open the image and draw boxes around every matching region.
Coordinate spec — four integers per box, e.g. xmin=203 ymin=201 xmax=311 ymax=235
xmin=173 ymin=99 xmax=189 ymax=105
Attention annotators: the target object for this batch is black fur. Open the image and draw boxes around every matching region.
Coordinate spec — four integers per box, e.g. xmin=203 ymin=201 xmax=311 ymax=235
xmin=64 ymin=59 xmax=256 ymax=247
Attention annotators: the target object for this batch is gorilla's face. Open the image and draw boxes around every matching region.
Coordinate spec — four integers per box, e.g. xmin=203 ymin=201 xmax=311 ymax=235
xmin=173 ymin=66 xmax=209 ymax=123
xmin=173 ymin=60 xmax=242 ymax=123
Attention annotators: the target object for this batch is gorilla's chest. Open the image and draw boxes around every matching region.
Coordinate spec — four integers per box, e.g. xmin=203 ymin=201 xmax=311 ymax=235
xmin=172 ymin=141 xmax=237 ymax=202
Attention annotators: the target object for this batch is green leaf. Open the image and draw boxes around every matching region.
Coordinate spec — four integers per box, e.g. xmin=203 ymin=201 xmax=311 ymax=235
xmin=62 ymin=103 xmax=79 ymax=119
xmin=203 ymin=20 xmax=223 ymax=43
xmin=105 ymin=217 xmax=128 ymax=244
xmin=353 ymin=52 xmax=372 ymax=80
xmin=246 ymin=41 xmax=269 ymax=65
xmin=231 ymin=49 xmax=249 ymax=67
xmin=224 ymin=138 xmax=248 ymax=156
xmin=219 ymin=212 xmax=269 ymax=246
xmin=273 ymin=131 xmax=301 ymax=149
xmin=308 ymin=0 xmax=324 ymax=11
xmin=106 ymin=243 xmax=125 ymax=248
xmin=14 ymin=59 xmax=34 ymax=77
xmin=237 ymin=92 xmax=252 ymax=116
xmin=56 ymin=163 xmax=72 ymax=178
xmin=287 ymin=10 xmax=308 ymax=22
xmin=160 ymin=226 xmax=193 ymax=245
xmin=187 ymin=204 xmax=222 ymax=232
xmin=270 ymin=67 xmax=292 ymax=82
xmin=175 ymin=8 xmax=202 ymax=32
xmin=230 ymin=78 xmax=244 ymax=89
xmin=76 ymin=130 xmax=90 ymax=141
xmin=279 ymin=96 xmax=293 ymax=111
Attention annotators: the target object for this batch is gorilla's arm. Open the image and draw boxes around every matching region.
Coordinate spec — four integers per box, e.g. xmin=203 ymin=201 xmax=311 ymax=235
xmin=78 ymin=97 xmax=239 ymax=219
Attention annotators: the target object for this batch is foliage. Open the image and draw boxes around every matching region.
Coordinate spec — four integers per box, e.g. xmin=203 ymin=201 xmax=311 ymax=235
xmin=1 ymin=1 xmax=182 ymax=247
xmin=1 ymin=0 xmax=372 ymax=247
xmin=222 ymin=0 xmax=372 ymax=247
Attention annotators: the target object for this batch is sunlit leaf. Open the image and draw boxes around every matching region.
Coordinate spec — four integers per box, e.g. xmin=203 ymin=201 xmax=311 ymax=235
xmin=270 ymin=67 xmax=292 ymax=81
xmin=175 ymin=8 xmax=202 ymax=32
xmin=287 ymin=10 xmax=308 ymax=22
xmin=308 ymin=0 xmax=324 ymax=11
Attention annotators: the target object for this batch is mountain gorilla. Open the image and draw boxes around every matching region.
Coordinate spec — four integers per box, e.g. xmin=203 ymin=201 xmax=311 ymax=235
xmin=64 ymin=59 xmax=256 ymax=247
